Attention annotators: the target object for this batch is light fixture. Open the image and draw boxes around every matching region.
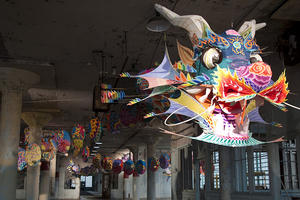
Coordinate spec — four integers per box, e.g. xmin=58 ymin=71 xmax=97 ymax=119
xmin=92 ymin=149 xmax=98 ymax=152
xmin=93 ymin=146 xmax=100 ymax=149
xmin=90 ymin=153 xmax=96 ymax=156
xmin=146 ymin=12 xmax=170 ymax=32
xmin=95 ymin=142 xmax=102 ymax=145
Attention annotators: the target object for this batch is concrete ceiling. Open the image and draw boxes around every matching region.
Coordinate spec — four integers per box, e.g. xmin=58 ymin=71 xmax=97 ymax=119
xmin=0 ymin=0 xmax=299 ymax=156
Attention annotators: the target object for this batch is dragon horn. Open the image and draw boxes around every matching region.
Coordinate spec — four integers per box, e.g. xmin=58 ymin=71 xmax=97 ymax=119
xmin=154 ymin=4 xmax=211 ymax=39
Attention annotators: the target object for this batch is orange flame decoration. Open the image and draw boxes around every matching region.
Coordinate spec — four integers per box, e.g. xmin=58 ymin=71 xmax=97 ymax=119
xmin=258 ymin=70 xmax=289 ymax=104
xmin=214 ymin=67 xmax=289 ymax=105
xmin=213 ymin=67 xmax=256 ymax=102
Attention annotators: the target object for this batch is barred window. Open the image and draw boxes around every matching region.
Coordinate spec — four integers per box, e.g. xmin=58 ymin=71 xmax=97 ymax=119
xmin=212 ymin=151 xmax=220 ymax=190
xmin=199 ymin=160 xmax=205 ymax=189
xmin=253 ymin=151 xmax=270 ymax=190
xmin=280 ymin=140 xmax=299 ymax=190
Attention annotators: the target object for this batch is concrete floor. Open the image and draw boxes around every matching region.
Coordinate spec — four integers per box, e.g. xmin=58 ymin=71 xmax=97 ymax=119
xmin=80 ymin=196 xmax=103 ymax=200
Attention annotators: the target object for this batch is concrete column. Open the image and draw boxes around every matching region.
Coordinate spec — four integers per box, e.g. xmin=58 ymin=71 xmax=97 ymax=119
xmin=39 ymin=161 xmax=50 ymax=200
xmin=22 ymin=112 xmax=52 ymax=200
xmin=204 ymin=145 xmax=212 ymax=192
xmin=234 ymin=148 xmax=247 ymax=192
xmin=147 ymin=142 xmax=156 ymax=200
xmin=296 ymin=136 xmax=300 ymax=189
xmin=123 ymin=174 xmax=131 ymax=199
xmin=267 ymin=143 xmax=281 ymax=200
xmin=0 ymin=68 xmax=39 ymax=200
xmin=194 ymin=159 xmax=200 ymax=200
xmin=171 ymin=149 xmax=179 ymax=200
xmin=219 ymin=146 xmax=232 ymax=200
xmin=247 ymin=146 xmax=255 ymax=193
xmin=131 ymin=145 xmax=140 ymax=200
xmin=234 ymin=148 xmax=241 ymax=191
xmin=58 ymin=165 xmax=65 ymax=199
xmin=49 ymin=153 xmax=57 ymax=196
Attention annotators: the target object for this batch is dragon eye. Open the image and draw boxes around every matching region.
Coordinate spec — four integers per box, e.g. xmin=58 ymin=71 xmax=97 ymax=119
xmin=201 ymin=47 xmax=222 ymax=69
xmin=250 ymin=54 xmax=263 ymax=63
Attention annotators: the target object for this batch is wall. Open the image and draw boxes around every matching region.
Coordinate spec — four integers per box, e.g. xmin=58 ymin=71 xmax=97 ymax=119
xmin=16 ymin=174 xmax=80 ymax=200
xmin=53 ymin=177 xmax=80 ymax=199
xmin=57 ymin=178 xmax=80 ymax=199
xmin=55 ymin=166 xmax=80 ymax=200
xmin=16 ymin=189 xmax=25 ymax=200
xmin=155 ymin=168 xmax=172 ymax=198
xmin=111 ymin=171 xmax=132 ymax=199
xmin=111 ymin=143 xmax=172 ymax=200
xmin=16 ymin=176 xmax=26 ymax=200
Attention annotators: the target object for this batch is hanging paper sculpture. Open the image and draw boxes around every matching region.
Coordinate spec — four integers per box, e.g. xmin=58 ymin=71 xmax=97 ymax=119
xmin=71 ymin=124 xmax=85 ymax=156
xmin=101 ymin=83 xmax=112 ymax=89
xmin=100 ymin=83 xmax=126 ymax=103
xmin=104 ymin=112 xmax=121 ymax=134
xmin=101 ymin=90 xmax=126 ymax=103
xmin=124 ymin=160 xmax=135 ymax=175
xmin=80 ymin=166 xmax=92 ymax=176
xmin=25 ymin=143 xmax=41 ymax=166
xmin=41 ymin=136 xmax=57 ymax=161
xmin=122 ymin=153 xmax=130 ymax=162
xmin=120 ymin=104 xmax=141 ymax=127
xmin=112 ymin=159 xmax=124 ymax=174
xmin=67 ymin=159 xmax=81 ymax=175
xmin=163 ymin=167 xmax=172 ymax=177
xmin=55 ymin=130 xmax=71 ymax=154
xmin=92 ymin=153 xmax=102 ymax=169
xmin=88 ymin=117 xmax=102 ymax=140
xmin=82 ymin=146 xmax=90 ymax=162
xmin=18 ymin=147 xmax=27 ymax=171
xmin=24 ymin=127 xmax=31 ymax=145
xmin=101 ymin=156 xmax=113 ymax=170
xmin=159 ymin=153 xmax=171 ymax=169
xmin=135 ymin=160 xmax=146 ymax=175
xmin=121 ymin=4 xmax=294 ymax=147
xmin=71 ymin=165 xmax=80 ymax=174
xmin=88 ymin=165 xmax=98 ymax=175
xmin=148 ymin=157 xmax=159 ymax=172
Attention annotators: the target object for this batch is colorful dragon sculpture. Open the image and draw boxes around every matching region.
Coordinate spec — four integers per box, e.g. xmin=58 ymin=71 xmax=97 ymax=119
xmin=122 ymin=4 xmax=292 ymax=147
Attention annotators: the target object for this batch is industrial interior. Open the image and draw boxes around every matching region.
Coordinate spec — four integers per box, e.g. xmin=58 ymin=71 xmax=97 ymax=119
xmin=0 ymin=0 xmax=300 ymax=200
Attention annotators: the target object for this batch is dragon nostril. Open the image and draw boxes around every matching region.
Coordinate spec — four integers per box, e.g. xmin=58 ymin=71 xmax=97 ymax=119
xmin=250 ymin=57 xmax=258 ymax=63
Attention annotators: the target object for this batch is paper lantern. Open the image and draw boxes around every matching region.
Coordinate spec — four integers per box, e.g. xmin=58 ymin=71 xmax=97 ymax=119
xmin=80 ymin=166 xmax=91 ymax=176
xmin=41 ymin=137 xmax=57 ymax=161
xmin=159 ymin=153 xmax=171 ymax=169
xmin=148 ymin=157 xmax=159 ymax=172
xmin=135 ymin=160 xmax=146 ymax=175
xmin=67 ymin=159 xmax=81 ymax=175
xmin=72 ymin=124 xmax=85 ymax=140
xmin=124 ymin=160 xmax=134 ymax=175
xmin=112 ymin=159 xmax=123 ymax=174
xmin=71 ymin=125 xmax=85 ymax=156
xmin=92 ymin=153 xmax=102 ymax=169
xmin=24 ymin=127 xmax=31 ymax=145
xmin=101 ymin=156 xmax=113 ymax=170
xmin=120 ymin=104 xmax=142 ymax=128
xmin=82 ymin=146 xmax=90 ymax=162
xmin=55 ymin=130 xmax=71 ymax=154
xmin=88 ymin=117 xmax=102 ymax=140
xmin=104 ymin=111 xmax=121 ymax=134
xmin=25 ymin=143 xmax=41 ymax=166
xmin=18 ymin=147 xmax=26 ymax=171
